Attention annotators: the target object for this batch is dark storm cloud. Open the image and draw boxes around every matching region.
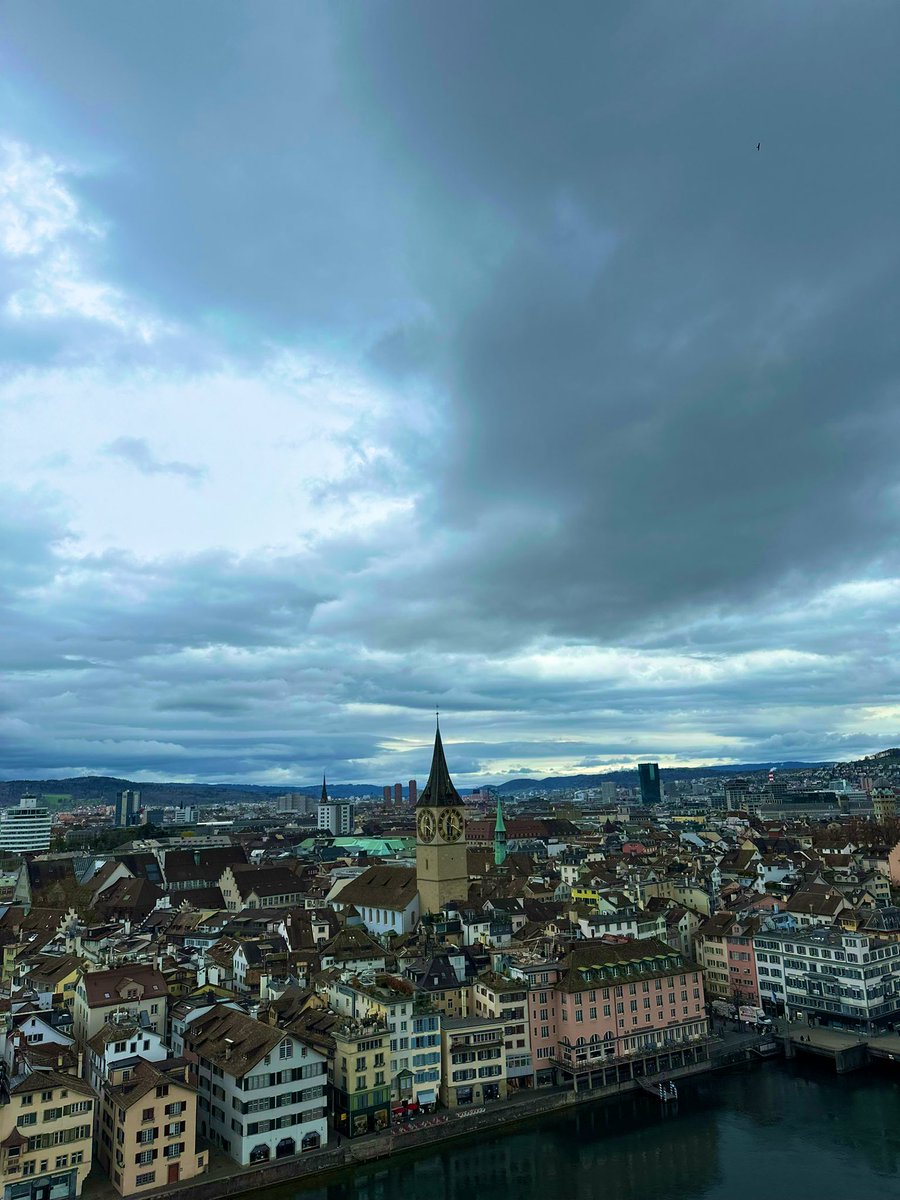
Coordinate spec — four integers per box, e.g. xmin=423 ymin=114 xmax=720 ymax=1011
xmin=338 ymin=0 xmax=900 ymax=644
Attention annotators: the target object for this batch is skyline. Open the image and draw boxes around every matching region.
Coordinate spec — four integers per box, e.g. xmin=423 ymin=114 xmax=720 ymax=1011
xmin=3 ymin=3 xmax=900 ymax=784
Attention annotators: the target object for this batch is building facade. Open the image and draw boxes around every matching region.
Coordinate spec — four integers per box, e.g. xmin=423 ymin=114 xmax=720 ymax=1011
xmin=439 ymin=1015 xmax=507 ymax=1108
xmin=0 ymin=1068 xmax=94 ymax=1200
xmin=754 ymin=927 xmax=900 ymax=1030
xmin=0 ymin=797 xmax=52 ymax=855
xmin=185 ymin=1007 xmax=328 ymax=1165
xmin=638 ymin=763 xmax=662 ymax=806
xmin=95 ymin=1061 xmax=207 ymax=1195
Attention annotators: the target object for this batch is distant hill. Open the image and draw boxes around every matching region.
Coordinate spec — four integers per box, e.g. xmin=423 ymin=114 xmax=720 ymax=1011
xmin=0 ymin=760 xmax=835 ymax=808
xmin=495 ymin=761 xmax=832 ymax=794
xmin=0 ymin=777 xmax=309 ymax=808
xmin=0 ymin=776 xmax=397 ymax=808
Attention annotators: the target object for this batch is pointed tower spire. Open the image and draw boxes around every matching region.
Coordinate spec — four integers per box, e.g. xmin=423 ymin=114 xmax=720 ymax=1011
xmin=321 ymin=774 xmax=328 ymax=804
xmin=417 ymin=718 xmax=462 ymax=808
xmin=494 ymin=796 xmax=508 ymax=866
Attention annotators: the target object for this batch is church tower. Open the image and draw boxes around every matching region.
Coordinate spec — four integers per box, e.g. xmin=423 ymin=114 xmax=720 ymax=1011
xmin=416 ymin=721 xmax=468 ymax=914
xmin=493 ymin=798 xmax=507 ymax=866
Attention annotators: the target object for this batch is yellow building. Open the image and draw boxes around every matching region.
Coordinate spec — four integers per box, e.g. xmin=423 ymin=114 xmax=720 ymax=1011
xmin=331 ymin=1017 xmax=392 ymax=1137
xmin=96 ymin=1060 xmax=207 ymax=1194
xmin=439 ymin=1015 xmax=508 ymax=1109
xmin=0 ymin=1068 xmax=94 ymax=1200
xmin=471 ymin=973 xmax=531 ymax=1089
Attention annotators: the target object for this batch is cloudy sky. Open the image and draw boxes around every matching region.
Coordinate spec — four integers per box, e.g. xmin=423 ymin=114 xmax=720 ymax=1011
xmin=1 ymin=2 xmax=899 ymax=786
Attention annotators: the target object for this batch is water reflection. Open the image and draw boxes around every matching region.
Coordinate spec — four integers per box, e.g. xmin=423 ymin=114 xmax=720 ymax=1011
xmin=255 ymin=1063 xmax=900 ymax=1200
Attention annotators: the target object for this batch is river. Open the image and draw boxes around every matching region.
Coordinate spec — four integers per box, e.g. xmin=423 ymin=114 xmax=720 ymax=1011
xmin=250 ymin=1061 xmax=900 ymax=1200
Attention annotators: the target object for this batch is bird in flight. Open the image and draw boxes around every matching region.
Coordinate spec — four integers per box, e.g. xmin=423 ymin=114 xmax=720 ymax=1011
xmin=757 ymin=142 xmax=761 ymax=151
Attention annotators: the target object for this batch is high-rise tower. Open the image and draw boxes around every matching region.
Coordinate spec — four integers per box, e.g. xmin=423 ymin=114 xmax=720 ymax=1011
xmin=415 ymin=722 xmax=468 ymax=914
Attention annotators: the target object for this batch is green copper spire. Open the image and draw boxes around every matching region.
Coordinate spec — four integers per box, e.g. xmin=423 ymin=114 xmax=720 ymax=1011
xmin=493 ymin=796 xmax=508 ymax=866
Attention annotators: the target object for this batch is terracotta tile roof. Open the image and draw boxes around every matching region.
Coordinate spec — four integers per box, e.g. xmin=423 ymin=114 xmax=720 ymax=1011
xmin=79 ymin=964 xmax=167 ymax=1008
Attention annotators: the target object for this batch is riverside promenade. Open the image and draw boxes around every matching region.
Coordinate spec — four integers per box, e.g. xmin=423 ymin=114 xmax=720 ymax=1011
xmin=81 ymin=1031 xmax=766 ymax=1200
xmin=782 ymin=1019 xmax=900 ymax=1072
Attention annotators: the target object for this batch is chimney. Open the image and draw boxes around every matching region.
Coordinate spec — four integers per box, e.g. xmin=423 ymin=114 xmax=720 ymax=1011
xmin=224 ymin=1037 xmax=234 ymax=1061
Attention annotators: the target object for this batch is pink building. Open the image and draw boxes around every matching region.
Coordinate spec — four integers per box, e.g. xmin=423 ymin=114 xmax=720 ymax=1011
xmin=552 ymin=939 xmax=707 ymax=1087
xmin=517 ymin=939 xmax=707 ymax=1090
xmin=696 ymin=913 xmax=761 ymax=1006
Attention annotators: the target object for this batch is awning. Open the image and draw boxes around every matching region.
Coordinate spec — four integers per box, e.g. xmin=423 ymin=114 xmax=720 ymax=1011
xmin=417 ymin=1089 xmax=437 ymax=1105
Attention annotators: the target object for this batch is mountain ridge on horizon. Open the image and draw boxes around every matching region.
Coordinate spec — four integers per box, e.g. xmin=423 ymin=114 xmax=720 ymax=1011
xmin=0 ymin=757 xmax=845 ymax=805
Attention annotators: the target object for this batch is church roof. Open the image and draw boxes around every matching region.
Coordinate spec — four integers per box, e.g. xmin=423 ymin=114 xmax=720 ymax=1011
xmin=417 ymin=725 xmax=462 ymax=809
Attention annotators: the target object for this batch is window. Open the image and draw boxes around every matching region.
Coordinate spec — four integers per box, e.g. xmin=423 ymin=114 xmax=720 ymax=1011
xmin=142 ymin=1108 xmax=154 ymax=1122
xmin=136 ymin=1172 xmax=155 ymax=1186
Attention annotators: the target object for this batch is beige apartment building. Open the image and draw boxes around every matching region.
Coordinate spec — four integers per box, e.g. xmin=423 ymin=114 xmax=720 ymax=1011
xmin=0 ymin=1068 xmax=94 ymax=1200
xmin=96 ymin=1060 xmax=207 ymax=1194
xmin=439 ymin=1015 xmax=508 ymax=1108
xmin=72 ymin=964 xmax=168 ymax=1045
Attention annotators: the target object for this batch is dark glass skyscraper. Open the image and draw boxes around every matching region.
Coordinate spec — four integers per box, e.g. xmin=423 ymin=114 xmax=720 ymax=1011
xmin=114 ymin=788 xmax=141 ymax=826
xmin=638 ymin=762 xmax=661 ymax=805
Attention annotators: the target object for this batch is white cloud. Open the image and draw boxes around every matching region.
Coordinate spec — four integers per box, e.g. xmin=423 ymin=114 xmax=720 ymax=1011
xmin=0 ymin=138 xmax=168 ymax=340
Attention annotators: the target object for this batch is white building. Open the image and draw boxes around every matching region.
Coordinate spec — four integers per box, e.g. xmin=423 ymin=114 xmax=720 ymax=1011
xmin=327 ymin=866 xmax=420 ymax=936
xmin=754 ymin=926 xmax=900 ymax=1032
xmin=318 ymin=801 xmax=354 ymax=835
xmin=0 ymin=795 xmax=52 ymax=854
xmin=185 ymin=1005 xmax=328 ymax=1164
xmin=85 ymin=1011 xmax=170 ymax=1095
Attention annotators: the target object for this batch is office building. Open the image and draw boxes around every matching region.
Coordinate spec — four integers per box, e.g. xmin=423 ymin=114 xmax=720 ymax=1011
xmin=409 ymin=779 xmax=418 ymax=807
xmin=318 ymin=779 xmax=353 ymax=836
xmin=276 ymin=792 xmax=317 ymax=815
xmin=600 ymin=780 xmax=616 ymax=803
xmin=394 ymin=782 xmax=402 ymax=806
xmin=0 ymin=795 xmax=52 ymax=854
xmin=114 ymin=789 xmax=141 ymax=827
xmin=383 ymin=786 xmax=391 ymax=805
xmin=638 ymin=762 xmax=662 ymax=806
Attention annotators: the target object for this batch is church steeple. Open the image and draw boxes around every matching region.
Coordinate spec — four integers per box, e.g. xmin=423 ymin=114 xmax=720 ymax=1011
xmin=494 ymin=797 xmax=508 ymax=866
xmin=417 ymin=720 xmax=462 ymax=808
xmin=321 ymin=774 xmax=328 ymax=804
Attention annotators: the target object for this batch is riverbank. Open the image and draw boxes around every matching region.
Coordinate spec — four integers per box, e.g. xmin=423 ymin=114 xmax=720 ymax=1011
xmin=82 ymin=1034 xmax=769 ymax=1200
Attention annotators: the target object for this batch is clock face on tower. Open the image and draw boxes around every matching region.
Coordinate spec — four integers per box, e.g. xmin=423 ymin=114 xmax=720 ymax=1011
xmin=438 ymin=808 xmax=464 ymax=843
xmin=417 ymin=809 xmax=437 ymax=843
